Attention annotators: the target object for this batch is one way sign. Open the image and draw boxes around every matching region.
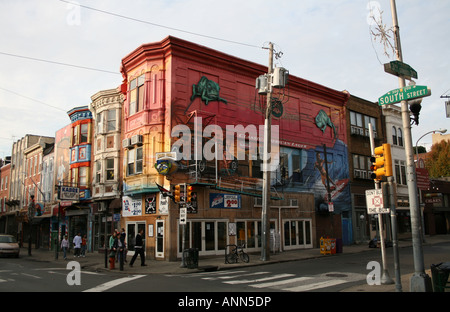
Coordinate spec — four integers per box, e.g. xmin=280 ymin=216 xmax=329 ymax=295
xmin=180 ymin=208 xmax=187 ymax=225
xmin=365 ymin=189 xmax=389 ymax=214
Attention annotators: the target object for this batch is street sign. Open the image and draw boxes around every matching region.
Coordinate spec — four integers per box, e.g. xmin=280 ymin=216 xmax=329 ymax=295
xmin=384 ymin=61 xmax=418 ymax=80
xmin=446 ymin=101 xmax=450 ymax=118
xmin=180 ymin=207 xmax=187 ymax=225
xmin=378 ymin=85 xmax=431 ymax=106
xmin=328 ymin=202 xmax=334 ymax=212
xmin=365 ymin=189 xmax=389 ymax=214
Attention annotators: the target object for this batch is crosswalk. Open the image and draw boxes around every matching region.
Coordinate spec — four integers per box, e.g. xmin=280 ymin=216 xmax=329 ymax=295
xmin=170 ymin=270 xmax=366 ymax=292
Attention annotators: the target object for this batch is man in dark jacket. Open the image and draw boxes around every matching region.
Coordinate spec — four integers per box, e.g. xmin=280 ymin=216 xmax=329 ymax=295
xmin=130 ymin=229 xmax=146 ymax=267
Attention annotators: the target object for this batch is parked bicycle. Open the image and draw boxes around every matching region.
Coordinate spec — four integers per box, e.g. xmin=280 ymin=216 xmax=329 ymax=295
xmin=225 ymin=243 xmax=249 ymax=264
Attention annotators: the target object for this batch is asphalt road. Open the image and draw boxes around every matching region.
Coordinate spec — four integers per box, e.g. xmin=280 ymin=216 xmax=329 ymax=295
xmin=1 ymin=242 xmax=449 ymax=293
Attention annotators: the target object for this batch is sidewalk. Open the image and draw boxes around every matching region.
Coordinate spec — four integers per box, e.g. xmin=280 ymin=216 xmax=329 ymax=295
xmin=21 ymin=234 xmax=450 ymax=292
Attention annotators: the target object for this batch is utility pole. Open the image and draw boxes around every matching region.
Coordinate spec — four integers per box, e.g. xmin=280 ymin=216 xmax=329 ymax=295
xmin=261 ymin=42 xmax=273 ymax=261
xmin=389 ymin=0 xmax=432 ymax=291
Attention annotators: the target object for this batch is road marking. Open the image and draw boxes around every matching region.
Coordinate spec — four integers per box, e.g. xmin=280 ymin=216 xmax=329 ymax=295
xmin=250 ymin=276 xmax=313 ymax=288
xmin=224 ymin=273 xmax=295 ymax=285
xmin=21 ymin=273 xmax=41 ymax=279
xmin=282 ymin=279 xmax=347 ymax=292
xmin=83 ymin=275 xmax=145 ymax=292
xmin=202 ymin=271 xmax=269 ymax=280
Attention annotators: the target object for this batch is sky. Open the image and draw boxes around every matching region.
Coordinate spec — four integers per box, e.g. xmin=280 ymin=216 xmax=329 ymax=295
xmin=0 ymin=0 xmax=449 ymax=159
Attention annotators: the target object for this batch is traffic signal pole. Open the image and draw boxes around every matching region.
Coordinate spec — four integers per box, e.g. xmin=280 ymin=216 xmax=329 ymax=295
xmin=389 ymin=0 xmax=432 ymax=291
xmin=368 ymin=124 xmax=393 ymax=285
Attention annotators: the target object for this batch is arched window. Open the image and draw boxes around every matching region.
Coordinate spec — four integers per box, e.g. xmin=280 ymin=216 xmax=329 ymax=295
xmin=397 ymin=127 xmax=403 ymax=147
xmin=392 ymin=126 xmax=397 ymax=145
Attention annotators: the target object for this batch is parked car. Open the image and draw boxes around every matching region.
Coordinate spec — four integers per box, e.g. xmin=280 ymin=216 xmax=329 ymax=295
xmin=0 ymin=234 xmax=20 ymax=258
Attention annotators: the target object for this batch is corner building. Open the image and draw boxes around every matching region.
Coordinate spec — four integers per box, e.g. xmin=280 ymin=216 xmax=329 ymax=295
xmin=119 ymin=37 xmax=351 ymax=261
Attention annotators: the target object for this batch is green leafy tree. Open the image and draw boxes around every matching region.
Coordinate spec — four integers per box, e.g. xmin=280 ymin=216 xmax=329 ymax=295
xmin=426 ymin=140 xmax=450 ymax=178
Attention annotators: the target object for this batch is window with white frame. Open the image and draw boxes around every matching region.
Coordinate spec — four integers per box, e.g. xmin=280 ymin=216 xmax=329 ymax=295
xmin=106 ymin=158 xmax=114 ymax=181
xmin=107 ymin=109 xmax=116 ymax=132
xmin=394 ymin=160 xmax=407 ymax=185
xmin=350 ymin=111 xmax=377 ymax=137
xmin=127 ymin=147 xmax=143 ymax=176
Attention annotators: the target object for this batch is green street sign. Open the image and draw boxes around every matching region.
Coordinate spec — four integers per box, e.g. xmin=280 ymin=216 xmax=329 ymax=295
xmin=384 ymin=61 xmax=418 ymax=79
xmin=378 ymin=85 xmax=431 ymax=106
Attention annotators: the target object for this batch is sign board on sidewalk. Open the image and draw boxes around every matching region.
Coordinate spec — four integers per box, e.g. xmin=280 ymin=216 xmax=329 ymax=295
xmin=365 ymin=189 xmax=389 ymax=214
xmin=378 ymin=85 xmax=431 ymax=106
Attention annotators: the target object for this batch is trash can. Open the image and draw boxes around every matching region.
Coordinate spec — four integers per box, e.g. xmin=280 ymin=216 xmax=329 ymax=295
xmin=431 ymin=262 xmax=450 ymax=292
xmin=330 ymin=238 xmax=336 ymax=254
xmin=184 ymin=248 xmax=199 ymax=269
xmin=320 ymin=237 xmax=332 ymax=255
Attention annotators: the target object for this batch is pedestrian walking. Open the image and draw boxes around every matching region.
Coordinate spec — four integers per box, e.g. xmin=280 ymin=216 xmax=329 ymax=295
xmin=109 ymin=231 xmax=117 ymax=269
xmin=129 ymin=229 xmax=146 ymax=267
xmin=119 ymin=228 xmax=127 ymax=264
xmin=73 ymin=233 xmax=82 ymax=257
xmin=81 ymin=235 xmax=87 ymax=257
xmin=60 ymin=235 xmax=69 ymax=260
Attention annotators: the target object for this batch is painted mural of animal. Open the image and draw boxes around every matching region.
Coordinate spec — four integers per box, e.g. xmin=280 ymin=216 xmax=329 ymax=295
xmin=315 ymin=109 xmax=337 ymax=138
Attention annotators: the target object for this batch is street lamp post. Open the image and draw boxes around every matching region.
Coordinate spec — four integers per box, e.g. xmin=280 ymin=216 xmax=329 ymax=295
xmin=415 ymin=129 xmax=447 ymax=161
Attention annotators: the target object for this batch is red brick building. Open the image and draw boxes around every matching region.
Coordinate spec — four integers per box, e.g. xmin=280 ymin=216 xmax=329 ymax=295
xmin=119 ymin=36 xmax=351 ymax=261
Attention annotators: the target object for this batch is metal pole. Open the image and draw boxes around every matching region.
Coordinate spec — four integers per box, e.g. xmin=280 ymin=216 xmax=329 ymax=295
xmin=261 ymin=42 xmax=273 ymax=261
xmin=388 ymin=176 xmax=402 ymax=291
xmin=389 ymin=0 xmax=432 ymax=292
xmin=369 ymin=123 xmax=393 ymax=284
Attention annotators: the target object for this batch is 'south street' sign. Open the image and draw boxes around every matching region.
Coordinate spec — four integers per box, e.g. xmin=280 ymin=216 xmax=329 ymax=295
xmin=378 ymin=85 xmax=431 ymax=106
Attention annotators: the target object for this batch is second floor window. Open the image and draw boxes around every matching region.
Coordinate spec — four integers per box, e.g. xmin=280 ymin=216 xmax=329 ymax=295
xmin=127 ymin=147 xmax=143 ymax=176
xmin=395 ymin=160 xmax=407 ymax=185
xmin=350 ymin=111 xmax=377 ymax=137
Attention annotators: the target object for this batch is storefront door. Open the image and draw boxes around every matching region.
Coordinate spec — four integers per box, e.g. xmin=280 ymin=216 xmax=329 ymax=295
xmin=126 ymin=221 xmax=146 ymax=255
xmin=156 ymin=220 xmax=164 ymax=258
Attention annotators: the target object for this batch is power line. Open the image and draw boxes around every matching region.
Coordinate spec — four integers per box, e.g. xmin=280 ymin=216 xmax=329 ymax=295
xmin=58 ymin=0 xmax=262 ymax=49
xmin=0 ymin=51 xmax=120 ymax=75
xmin=0 ymin=86 xmax=67 ymax=112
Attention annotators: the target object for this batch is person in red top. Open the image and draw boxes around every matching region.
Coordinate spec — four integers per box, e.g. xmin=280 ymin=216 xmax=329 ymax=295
xmin=81 ymin=235 xmax=87 ymax=257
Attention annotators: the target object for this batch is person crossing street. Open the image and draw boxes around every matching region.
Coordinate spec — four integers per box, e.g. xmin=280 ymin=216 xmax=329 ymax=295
xmin=129 ymin=229 xmax=146 ymax=267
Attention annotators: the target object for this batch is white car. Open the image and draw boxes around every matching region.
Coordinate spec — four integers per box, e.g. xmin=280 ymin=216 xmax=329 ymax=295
xmin=0 ymin=234 xmax=20 ymax=258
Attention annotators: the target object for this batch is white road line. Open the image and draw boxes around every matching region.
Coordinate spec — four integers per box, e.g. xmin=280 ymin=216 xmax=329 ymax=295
xmin=83 ymin=275 xmax=145 ymax=292
xmin=249 ymin=276 xmax=314 ymax=288
xmin=203 ymin=272 xmax=269 ymax=280
xmin=282 ymin=279 xmax=348 ymax=292
xmin=21 ymin=273 xmax=42 ymax=279
xmin=224 ymin=273 xmax=295 ymax=285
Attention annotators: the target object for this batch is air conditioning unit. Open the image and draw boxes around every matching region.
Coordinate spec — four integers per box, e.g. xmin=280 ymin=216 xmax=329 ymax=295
xmin=272 ymin=67 xmax=289 ymax=88
xmin=122 ymin=138 xmax=131 ymax=149
xmin=131 ymin=134 xmax=143 ymax=146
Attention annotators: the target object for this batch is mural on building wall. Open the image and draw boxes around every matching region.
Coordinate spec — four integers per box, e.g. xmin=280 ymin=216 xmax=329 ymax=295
xmin=54 ymin=124 xmax=72 ymax=189
xmin=190 ymin=76 xmax=228 ymax=106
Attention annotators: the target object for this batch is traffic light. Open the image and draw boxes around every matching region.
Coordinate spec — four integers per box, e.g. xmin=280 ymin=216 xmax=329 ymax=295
xmin=370 ymin=143 xmax=393 ymax=180
xmin=173 ymin=184 xmax=182 ymax=203
xmin=186 ymin=185 xmax=193 ymax=202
